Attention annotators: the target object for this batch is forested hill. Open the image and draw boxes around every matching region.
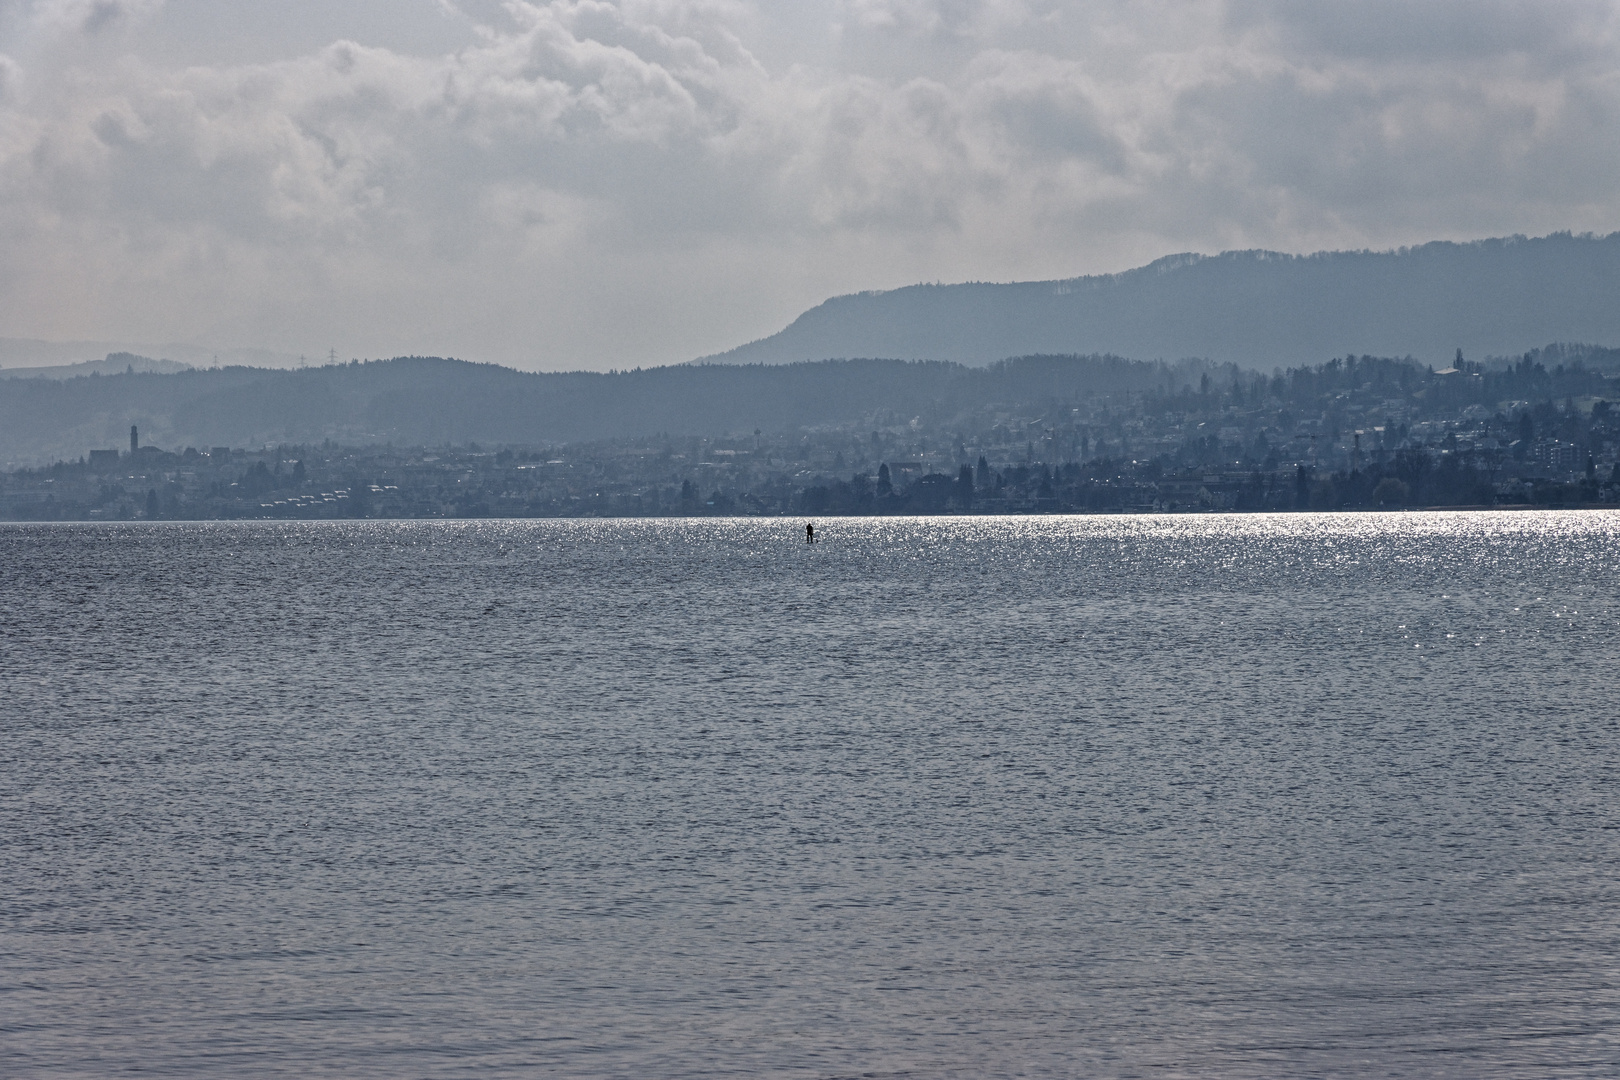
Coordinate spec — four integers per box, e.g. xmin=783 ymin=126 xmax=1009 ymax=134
xmin=703 ymin=233 xmax=1620 ymax=368
xmin=0 ymin=353 xmax=1184 ymax=465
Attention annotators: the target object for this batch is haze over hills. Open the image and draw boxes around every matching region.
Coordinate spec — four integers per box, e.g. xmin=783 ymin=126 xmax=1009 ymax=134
xmin=0 ymin=353 xmax=193 ymax=380
xmin=703 ymin=233 xmax=1620 ymax=370
xmin=8 ymin=347 xmax=1620 ymax=519
xmin=4 ymin=230 xmax=1619 ymax=466
xmin=0 ymin=354 xmax=1201 ymax=466
xmin=3 ymin=343 xmax=1619 ymax=469
xmin=7 ymin=232 xmax=1617 ymax=377
xmin=0 ymin=338 xmax=301 ymax=372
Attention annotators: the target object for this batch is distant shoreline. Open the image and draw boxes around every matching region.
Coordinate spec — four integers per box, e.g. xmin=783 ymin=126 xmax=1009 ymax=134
xmin=2 ymin=504 xmax=1615 ymax=526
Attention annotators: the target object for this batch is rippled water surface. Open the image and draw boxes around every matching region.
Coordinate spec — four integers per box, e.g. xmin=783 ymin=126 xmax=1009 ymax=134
xmin=3 ymin=513 xmax=1619 ymax=1078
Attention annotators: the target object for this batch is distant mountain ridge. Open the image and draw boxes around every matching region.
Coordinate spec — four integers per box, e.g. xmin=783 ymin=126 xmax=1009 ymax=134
xmin=0 ymin=352 xmax=192 ymax=380
xmin=701 ymin=233 xmax=1620 ymax=369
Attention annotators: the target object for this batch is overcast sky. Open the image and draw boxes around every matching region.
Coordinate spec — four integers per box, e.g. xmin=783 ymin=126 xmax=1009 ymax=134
xmin=1 ymin=0 xmax=1618 ymax=369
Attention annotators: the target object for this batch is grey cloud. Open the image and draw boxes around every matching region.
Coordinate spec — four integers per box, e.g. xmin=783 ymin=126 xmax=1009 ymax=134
xmin=838 ymin=0 xmax=1060 ymax=41
xmin=2 ymin=0 xmax=1620 ymax=367
xmin=1224 ymin=0 xmax=1619 ymax=65
xmin=30 ymin=0 xmax=166 ymax=34
xmin=964 ymin=51 xmax=1123 ymax=169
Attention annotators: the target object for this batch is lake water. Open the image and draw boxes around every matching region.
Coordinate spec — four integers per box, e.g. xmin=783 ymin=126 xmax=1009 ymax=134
xmin=3 ymin=513 xmax=1618 ymax=1078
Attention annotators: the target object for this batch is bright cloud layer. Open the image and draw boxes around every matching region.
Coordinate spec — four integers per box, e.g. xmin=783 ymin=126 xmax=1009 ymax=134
xmin=1 ymin=0 xmax=1618 ymax=366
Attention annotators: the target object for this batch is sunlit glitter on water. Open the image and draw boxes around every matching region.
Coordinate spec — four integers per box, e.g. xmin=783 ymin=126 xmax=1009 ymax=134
xmin=3 ymin=512 xmax=1619 ymax=1078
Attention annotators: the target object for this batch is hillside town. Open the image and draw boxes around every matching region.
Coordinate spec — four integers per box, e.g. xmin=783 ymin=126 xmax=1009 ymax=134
xmin=3 ymin=352 xmax=1618 ymax=520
